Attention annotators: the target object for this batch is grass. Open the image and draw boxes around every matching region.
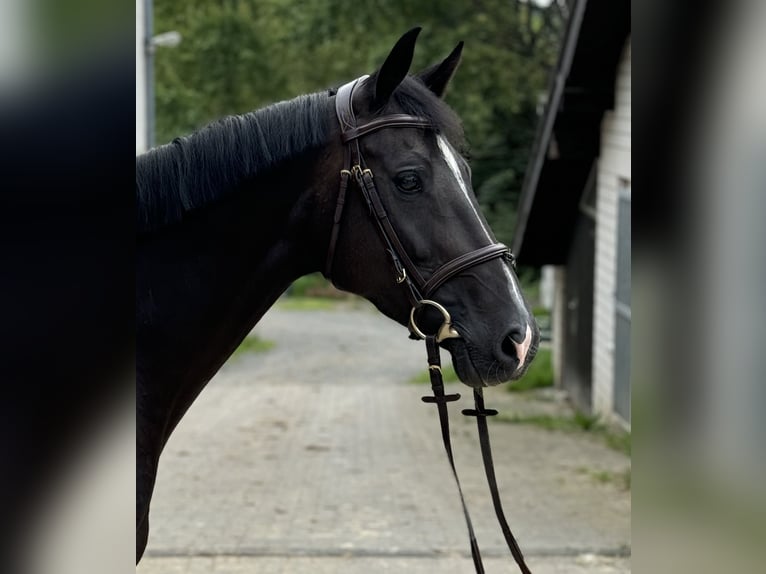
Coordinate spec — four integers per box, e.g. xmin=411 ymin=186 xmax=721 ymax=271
xmin=231 ymin=335 xmax=275 ymax=358
xmin=279 ymin=272 xmax=362 ymax=311
xmin=603 ymin=428 xmax=632 ymax=456
xmin=496 ymin=413 xmax=587 ymax=432
xmin=531 ymin=306 xmax=552 ymax=342
xmin=576 ymin=466 xmax=632 ymax=490
xmin=286 ymin=272 xmax=359 ymax=300
xmin=507 ymin=347 xmax=553 ymax=392
xmin=276 ymin=297 xmax=338 ymax=311
xmin=287 ymin=272 xmax=335 ymax=297
xmin=408 ymin=363 xmax=459 ymax=384
xmin=518 ymin=267 xmax=540 ymax=304
xmin=497 ymin=411 xmax=631 ymax=457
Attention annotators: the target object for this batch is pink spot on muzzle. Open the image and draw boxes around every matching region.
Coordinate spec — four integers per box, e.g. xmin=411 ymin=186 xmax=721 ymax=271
xmin=513 ymin=324 xmax=533 ymax=372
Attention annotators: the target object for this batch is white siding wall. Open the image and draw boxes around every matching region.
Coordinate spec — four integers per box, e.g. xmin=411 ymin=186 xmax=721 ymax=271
xmin=551 ymin=266 xmax=567 ymax=388
xmin=592 ymin=39 xmax=631 ymax=420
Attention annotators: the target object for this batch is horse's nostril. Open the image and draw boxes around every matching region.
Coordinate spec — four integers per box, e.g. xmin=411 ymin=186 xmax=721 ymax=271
xmin=507 ymin=327 xmax=527 ymax=344
xmin=500 ymin=324 xmax=531 ymax=364
xmin=501 ymin=335 xmax=517 ymax=359
xmin=499 ymin=324 xmax=533 ymax=369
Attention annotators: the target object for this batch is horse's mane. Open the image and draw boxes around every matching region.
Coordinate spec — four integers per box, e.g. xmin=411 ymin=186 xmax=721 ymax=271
xmin=136 ymin=76 xmax=464 ymax=233
xmin=136 ymin=92 xmax=334 ymax=232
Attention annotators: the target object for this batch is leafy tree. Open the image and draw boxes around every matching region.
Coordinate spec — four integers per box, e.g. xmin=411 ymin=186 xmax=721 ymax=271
xmin=152 ymin=0 xmax=566 ymax=246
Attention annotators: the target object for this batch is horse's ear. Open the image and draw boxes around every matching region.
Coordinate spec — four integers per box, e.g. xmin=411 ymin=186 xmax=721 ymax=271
xmin=416 ymin=41 xmax=464 ymax=98
xmin=371 ymin=27 xmax=421 ymax=110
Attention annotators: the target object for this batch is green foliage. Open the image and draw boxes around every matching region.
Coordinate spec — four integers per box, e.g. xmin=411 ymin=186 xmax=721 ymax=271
xmin=507 ymin=347 xmax=552 ymax=392
xmin=517 ymin=266 xmax=542 ymax=305
xmin=152 ymin=0 xmax=565 ymax=246
xmin=532 ymin=306 xmax=551 ymax=318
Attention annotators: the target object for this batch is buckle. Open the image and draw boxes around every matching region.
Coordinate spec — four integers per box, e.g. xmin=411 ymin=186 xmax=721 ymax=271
xmin=504 ymin=250 xmax=517 ymax=269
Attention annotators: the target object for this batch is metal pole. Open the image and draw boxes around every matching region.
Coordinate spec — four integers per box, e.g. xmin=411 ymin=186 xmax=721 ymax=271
xmin=144 ymin=0 xmax=155 ymax=149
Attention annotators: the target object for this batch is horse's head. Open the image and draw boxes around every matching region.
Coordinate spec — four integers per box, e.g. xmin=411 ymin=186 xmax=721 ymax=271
xmin=326 ymin=28 xmax=539 ymax=386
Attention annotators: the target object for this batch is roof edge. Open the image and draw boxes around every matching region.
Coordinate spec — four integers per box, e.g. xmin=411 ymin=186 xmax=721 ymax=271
xmin=512 ymin=0 xmax=590 ymax=257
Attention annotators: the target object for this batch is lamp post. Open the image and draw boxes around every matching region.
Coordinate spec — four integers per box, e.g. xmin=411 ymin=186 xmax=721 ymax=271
xmin=143 ymin=0 xmax=181 ymax=150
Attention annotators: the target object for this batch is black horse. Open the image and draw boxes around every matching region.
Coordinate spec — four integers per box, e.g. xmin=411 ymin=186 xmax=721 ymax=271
xmin=136 ymin=28 xmax=539 ymax=562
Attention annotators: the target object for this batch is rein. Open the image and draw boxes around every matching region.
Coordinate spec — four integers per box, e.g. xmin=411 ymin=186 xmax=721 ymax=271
xmin=325 ymin=76 xmax=533 ymax=573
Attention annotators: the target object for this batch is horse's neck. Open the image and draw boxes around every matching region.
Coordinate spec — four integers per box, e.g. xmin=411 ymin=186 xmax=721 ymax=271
xmin=137 ymin=149 xmax=332 ymax=406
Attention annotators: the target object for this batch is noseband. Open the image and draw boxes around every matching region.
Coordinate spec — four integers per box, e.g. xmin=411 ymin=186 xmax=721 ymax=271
xmin=324 ymin=76 xmax=513 ymax=342
xmin=323 ymin=77 xmax=533 ymax=574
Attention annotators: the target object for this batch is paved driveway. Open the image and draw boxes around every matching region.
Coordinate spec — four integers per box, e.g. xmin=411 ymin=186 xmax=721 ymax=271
xmin=138 ymin=302 xmax=630 ymax=573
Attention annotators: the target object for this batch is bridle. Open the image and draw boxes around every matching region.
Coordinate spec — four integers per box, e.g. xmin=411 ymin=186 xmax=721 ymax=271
xmin=324 ymin=76 xmax=533 ymax=574
xmin=324 ymin=75 xmax=513 ymax=344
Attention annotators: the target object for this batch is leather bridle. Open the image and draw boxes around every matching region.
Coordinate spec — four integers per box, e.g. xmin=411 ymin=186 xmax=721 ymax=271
xmin=324 ymin=76 xmax=513 ymax=343
xmin=324 ymin=76 xmax=533 ymax=574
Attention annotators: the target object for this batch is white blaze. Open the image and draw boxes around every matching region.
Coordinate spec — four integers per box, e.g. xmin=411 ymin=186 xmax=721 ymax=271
xmin=436 ymin=135 xmax=531 ymax=334
xmin=436 ymin=135 xmax=492 ymax=242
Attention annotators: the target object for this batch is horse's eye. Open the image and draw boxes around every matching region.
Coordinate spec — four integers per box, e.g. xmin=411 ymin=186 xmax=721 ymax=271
xmin=395 ymin=171 xmax=422 ymax=194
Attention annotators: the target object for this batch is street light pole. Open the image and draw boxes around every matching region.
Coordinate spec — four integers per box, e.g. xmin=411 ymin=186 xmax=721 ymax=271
xmin=144 ymin=0 xmax=154 ymax=149
xmin=143 ymin=0 xmax=181 ymax=149
xmin=142 ymin=1 xmax=182 ymax=150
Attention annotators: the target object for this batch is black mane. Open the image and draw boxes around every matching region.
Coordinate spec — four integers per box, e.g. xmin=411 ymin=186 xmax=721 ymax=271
xmin=136 ymin=92 xmax=334 ymax=232
xmin=135 ymin=76 xmax=464 ymax=233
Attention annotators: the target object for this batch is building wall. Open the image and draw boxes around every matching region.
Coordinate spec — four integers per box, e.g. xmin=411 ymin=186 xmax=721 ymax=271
xmin=592 ymin=38 xmax=631 ymax=422
xmin=550 ymin=266 xmax=566 ymax=388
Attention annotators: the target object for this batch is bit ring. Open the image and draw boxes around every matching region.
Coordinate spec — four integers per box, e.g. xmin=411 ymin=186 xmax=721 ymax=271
xmin=409 ymin=300 xmax=461 ymax=343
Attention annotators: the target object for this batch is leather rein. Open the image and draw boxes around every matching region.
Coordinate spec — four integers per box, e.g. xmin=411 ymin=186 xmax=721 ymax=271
xmin=325 ymin=76 xmax=532 ymax=574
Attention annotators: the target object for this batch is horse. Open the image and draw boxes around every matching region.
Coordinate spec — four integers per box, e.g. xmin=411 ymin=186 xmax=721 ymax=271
xmin=136 ymin=27 xmax=539 ymax=564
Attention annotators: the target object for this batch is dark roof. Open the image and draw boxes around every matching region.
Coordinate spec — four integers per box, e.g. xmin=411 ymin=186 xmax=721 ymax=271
xmin=512 ymin=0 xmax=630 ymax=265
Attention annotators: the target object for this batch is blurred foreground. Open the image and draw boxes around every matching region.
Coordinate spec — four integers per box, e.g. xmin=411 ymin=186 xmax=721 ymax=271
xmin=0 ymin=1 xmax=764 ymax=572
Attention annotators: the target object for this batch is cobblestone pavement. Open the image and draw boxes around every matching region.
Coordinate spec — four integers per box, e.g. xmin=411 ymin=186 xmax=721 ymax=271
xmin=138 ymin=302 xmax=630 ymax=573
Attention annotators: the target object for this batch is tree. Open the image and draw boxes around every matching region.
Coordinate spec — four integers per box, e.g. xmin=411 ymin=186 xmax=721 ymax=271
xmin=153 ymin=0 xmax=565 ymax=246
